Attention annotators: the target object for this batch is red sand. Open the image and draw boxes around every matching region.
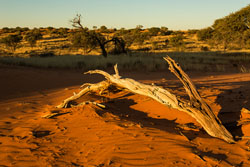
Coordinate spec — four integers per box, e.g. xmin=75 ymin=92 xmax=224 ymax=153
xmin=0 ymin=65 xmax=250 ymax=167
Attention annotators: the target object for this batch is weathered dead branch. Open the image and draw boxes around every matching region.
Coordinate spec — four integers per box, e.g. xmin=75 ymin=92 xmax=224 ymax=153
xmin=57 ymin=81 xmax=110 ymax=108
xmin=163 ymin=56 xmax=234 ymax=143
xmin=57 ymin=56 xmax=235 ymax=143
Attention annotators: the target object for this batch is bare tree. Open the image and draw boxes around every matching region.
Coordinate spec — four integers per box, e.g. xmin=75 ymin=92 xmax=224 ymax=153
xmin=71 ymin=14 xmax=126 ymax=57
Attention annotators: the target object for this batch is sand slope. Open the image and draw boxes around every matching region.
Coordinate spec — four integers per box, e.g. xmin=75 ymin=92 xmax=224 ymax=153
xmin=0 ymin=66 xmax=250 ymax=167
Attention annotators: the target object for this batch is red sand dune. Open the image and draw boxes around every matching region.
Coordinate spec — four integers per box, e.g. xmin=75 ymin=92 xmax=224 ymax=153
xmin=0 ymin=65 xmax=250 ymax=167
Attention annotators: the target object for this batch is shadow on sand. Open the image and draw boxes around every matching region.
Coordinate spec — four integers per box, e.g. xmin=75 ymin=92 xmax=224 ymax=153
xmin=92 ymin=91 xmax=210 ymax=142
xmin=216 ymin=80 xmax=250 ymax=139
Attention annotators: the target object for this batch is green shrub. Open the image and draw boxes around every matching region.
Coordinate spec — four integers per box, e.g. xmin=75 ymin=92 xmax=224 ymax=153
xmin=148 ymin=27 xmax=161 ymax=36
xmin=197 ymin=27 xmax=214 ymax=41
xmin=169 ymin=34 xmax=185 ymax=50
xmin=0 ymin=34 xmax=22 ymax=51
xmin=200 ymin=46 xmax=209 ymax=51
xmin=70 ymin=30 xmax=99 ymax=53
xmin=25 ymin=29 xmax=43 ymax=47
xmin=209 ymin=5 xmax=250 ymax=49
xmin=99 ymin=25 xmax=108 ymax=33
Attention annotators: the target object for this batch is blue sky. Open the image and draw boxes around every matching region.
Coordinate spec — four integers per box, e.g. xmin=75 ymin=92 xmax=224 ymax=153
xmin=0 ymin=0 xmax=249 ymax=30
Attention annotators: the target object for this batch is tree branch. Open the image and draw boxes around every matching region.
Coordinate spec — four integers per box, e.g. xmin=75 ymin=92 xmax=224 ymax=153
xmin=57 ymin=56 xmax=235 ymax=143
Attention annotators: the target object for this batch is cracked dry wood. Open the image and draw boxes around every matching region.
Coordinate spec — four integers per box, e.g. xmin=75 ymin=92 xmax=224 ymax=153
xmin=57 ymin=56 xmax=234 ymax=143
xmin=57 ymin=81 xmax=110 ymax=108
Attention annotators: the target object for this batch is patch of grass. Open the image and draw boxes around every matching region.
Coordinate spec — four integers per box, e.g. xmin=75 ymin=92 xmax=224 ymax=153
xmin=0 ymin=51 xmax=250 ymax=72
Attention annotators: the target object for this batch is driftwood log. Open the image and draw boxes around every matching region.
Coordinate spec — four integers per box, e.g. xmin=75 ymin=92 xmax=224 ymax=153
xmin=57 ymin=56 xmax=235 ymax=143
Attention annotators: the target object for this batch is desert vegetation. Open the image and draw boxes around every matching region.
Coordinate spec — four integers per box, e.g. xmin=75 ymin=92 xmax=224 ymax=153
xmin=0 ymin=5 xmax=250 ymax=74
xmin=1 ymin=4 xmax=250 ymax=167
xmin=0 ymin=34 xmax=22 ymax=52
xmin=197 ymin=5 xmax=250 ymax=50
xmin=0 ymin=5 xmax=249 ymax=59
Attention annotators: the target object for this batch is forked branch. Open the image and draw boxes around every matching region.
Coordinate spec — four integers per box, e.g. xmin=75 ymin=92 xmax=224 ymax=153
xmin=57 ymin=56 xmax=235 ymax=143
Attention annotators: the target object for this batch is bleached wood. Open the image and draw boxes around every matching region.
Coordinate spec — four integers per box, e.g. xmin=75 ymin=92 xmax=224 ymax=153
xmin=57 ymin=81 xmax=110 ymax=108
xmin=57 ymin=56 xmax=234 ymax=143
xmin=163 ymin=56 xmax=234 ymax=143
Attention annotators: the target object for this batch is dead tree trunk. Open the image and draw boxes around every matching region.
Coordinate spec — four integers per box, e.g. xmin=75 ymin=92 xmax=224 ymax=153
xmin=57 ymin=56 xmax=235 ymax=143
